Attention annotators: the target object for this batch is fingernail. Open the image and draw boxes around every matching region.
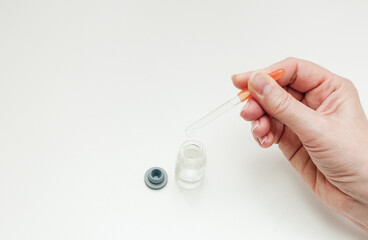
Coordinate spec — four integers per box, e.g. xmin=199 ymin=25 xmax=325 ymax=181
xmin=251 ymin=120 xmax=259 ymax=132
xmin=258 ymin=136 xmax=267 ymax=145
xmin=242 ymin=101 xmax=249 ymax=111
xmin=249 ymin=71 xmax=271 ymax=95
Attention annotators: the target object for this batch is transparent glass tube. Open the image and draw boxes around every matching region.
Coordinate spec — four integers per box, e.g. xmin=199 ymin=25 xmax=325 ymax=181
xmin=184 ymin=68 xmax=285 ymax=136
xmin=175 ymin=140 xmax=207 ymax=189
xmin=185 ymin=96 xmax=241 ymax=136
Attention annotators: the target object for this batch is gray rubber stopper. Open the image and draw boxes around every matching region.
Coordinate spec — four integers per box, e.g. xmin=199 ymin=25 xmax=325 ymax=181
xmin=144 ymin=167 xmax=168 ymax=190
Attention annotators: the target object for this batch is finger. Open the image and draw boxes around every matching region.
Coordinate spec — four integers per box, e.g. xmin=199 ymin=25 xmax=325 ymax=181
xmin=251 ymin=115 xmax=271 ymax=138
xmin=248 ymin=71 xmax=322 ymax=139
xmin=304 ymin=77 xmax=342 ymax=110
xmin=232 ymin=68 xmax=262 ymax=89
xmin=255 ymin=132 xmax=274 ymax=148
xmin=262 ymin=57 xmax=336 ymax=92
xmin=232 ymin=57 xmax=337 ymax=93
xmin=240 ymin=87 xmax=303 ymax=122
xmin=240 ymin=98 xmax=265 ymax=121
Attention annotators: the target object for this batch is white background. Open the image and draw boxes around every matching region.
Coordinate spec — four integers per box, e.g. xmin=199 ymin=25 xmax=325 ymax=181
xmin=1 ymin=0 xmax=368 ymax=239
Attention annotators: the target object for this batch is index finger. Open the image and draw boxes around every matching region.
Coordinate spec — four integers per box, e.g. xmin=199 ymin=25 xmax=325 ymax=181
xmin=232 ymin=57 xmax=336 ymax=93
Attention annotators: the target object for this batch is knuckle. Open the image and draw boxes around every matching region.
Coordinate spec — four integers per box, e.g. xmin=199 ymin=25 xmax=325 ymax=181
xmin=284 ymin=56 xmax=303 ymax=64
xmin=285 ymin=56 xmax=297 ymax=62
xmin=341 ymin=78 xmax=359 ymax=97
xmin=345 ymin=78 xmax=358 ymax=91
xmin=343 ymin=77 xmax=354 ymax=87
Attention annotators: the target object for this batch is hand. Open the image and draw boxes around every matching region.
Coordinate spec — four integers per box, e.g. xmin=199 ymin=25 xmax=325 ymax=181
xmin=232 ymin=57 xmax=368 ymax=232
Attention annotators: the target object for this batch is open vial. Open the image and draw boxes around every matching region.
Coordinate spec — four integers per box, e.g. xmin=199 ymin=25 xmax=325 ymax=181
xmin=175 ymin=140 xmax=207 ymax=189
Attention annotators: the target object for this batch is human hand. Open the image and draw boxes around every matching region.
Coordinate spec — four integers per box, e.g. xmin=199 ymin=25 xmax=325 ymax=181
xmin=232 ymin=57 xmax=368 ymax=232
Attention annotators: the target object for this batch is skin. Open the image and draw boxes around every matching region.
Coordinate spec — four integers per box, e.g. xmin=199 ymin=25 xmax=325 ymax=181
xmin=232 ymin=57 xmax=368 ymax=232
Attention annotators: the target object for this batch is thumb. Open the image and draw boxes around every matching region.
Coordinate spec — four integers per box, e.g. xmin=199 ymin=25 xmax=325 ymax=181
xmin=248 ymin=71 xmax=320 ymax=137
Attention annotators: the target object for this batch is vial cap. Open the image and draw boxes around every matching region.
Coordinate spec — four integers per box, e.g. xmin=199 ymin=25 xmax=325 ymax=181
xmin=144 ymin=167 xmax=168 ymax=190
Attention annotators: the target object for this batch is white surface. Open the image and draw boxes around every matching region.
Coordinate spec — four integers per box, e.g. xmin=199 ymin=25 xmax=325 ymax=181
xmin=0 ymin=0 xmax=368 ymax=239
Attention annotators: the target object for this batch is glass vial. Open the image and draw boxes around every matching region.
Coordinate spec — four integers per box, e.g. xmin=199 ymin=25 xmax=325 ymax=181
xmin=175 ymin=140 xmax=207 ymax=189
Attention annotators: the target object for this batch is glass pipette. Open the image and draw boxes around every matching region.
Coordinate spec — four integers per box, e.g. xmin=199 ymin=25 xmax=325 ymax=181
xmin=185 ymin=69 xmax=285 ymax=136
